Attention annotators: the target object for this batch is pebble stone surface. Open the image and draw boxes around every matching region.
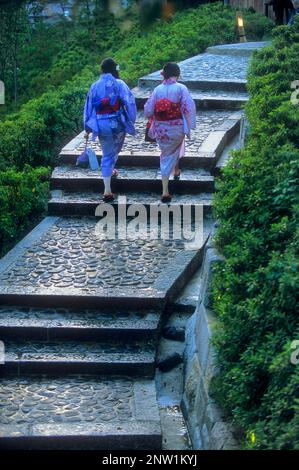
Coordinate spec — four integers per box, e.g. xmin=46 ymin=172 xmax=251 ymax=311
xmin=74 ymin=111 xmax=232 ymax=156
xmin=140 ymin=53 xmax=249 ymax=82
xmin=52 ymin=165 xmax=212 ymax=180
xmin=50 ymin=190 xmax=213 ymax=204
xmin=5 ymin=339 xmax=155 ymax=361
xmin=0 ymin=217 xmax=186 ymax=292
xmin=0 ymin=305 xmax=158 ymax=329
xmin=0 ymin=376 xmax=136 ymax=426
xmin=133 ymin=87 xmax=249 ymax=100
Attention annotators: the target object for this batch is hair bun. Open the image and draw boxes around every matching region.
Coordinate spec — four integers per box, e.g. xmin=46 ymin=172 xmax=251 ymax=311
xmin=162 ymin=62 xmax=180 ymax=80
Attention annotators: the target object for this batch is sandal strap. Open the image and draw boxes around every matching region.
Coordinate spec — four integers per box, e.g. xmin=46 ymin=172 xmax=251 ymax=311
xmin=103 ymin=193 xmax=115 ymax=202
xmin=161 ymin=194 xmax=172 ymax=203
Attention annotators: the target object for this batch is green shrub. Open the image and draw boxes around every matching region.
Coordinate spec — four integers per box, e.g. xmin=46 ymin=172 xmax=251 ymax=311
xmin=211 ymin=17 xmax=299 ymax=450
xmin=0 ymin=165 xmax=50 ymax=254
xmin=0 ymin=67 xmax=95 ymax=171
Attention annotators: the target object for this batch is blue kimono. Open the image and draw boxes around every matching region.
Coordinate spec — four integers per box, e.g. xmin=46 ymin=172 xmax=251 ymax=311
xmin=84 ymin=73 xmax=137 ymax=177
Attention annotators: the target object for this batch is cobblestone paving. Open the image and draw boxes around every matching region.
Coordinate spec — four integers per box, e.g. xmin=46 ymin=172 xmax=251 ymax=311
xmin=0 ymin=305 xmax=155 ymax=328
xmin=5 ymin=339 xmax=155 ymax=361
xmin=0 ymin=306 xmax=157 ymax=329
xmin=0 ymin=217 xmax=186 ymax=292
xmin=75 ymin=111 xmax=232 ymax=156
xmin=50 ymin=191 xmax=213 ymax=204
xmin=0 ymin=376 xmax=136 ymax=425
xmin=141 ymin=53 xmax=248 ymax=82
xmin=133 ymin=87 xmax=249 ymax=100
xmin=206 ymin=41 xmax=270 ymax=56
xmin=52 ymin=165 xmax=212 ymax=180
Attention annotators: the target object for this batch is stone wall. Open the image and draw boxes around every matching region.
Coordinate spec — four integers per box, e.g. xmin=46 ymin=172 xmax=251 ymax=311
xmin=181 ymin=235 xmax=239 ymax=450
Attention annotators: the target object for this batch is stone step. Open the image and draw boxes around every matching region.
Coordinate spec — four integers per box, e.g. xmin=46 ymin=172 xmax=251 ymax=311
xmin=1 ymin=340 xmax=156 ymax=376
xmin=139 ymin=77 xmax=247 ymax=93
xmin=0 ymin=217 xmax=212 ymax=309
xmin=0 ymin=375 xmax=161 ymax=449
xmin=48 ymin=190 xmax=213 ymax=216
xmin=0 ymin=305 xmax=161 ymax=341
xmin=50 ymin=165 xmax=215 ymax=193
xmin=133 ymin=86 xmax=248 ymax=110
xmin=59 ymin=110 xmax=241 ymax=169
xmin=206 ymin=41 xmax=270 ymax=57
xmin=60 ymin=150 xmax=215 ymax=169
xmin=138 ymin=53 xmax=248 ymax=92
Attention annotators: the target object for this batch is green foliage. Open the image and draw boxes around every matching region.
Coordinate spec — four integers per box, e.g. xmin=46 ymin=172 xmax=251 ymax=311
xmin=0 ymin=165 xmax=50 ymax=254
xmin=211 ymin=18 xmax=299 ymax=450
xmin=0 ymin=66 xmax=95 ymax=171
xmin=111 ymin=3 xmax=273 ymax=87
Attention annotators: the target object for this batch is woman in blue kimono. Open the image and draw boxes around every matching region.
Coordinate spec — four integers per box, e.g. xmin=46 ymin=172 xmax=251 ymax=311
xmin=84 ymin=58 xmax=137 ymax=202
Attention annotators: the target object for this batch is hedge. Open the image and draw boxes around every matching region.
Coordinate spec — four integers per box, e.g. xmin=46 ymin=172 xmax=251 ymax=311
xmin=211 ymin=17 xmax=299 ymax=450
xmin=0 ymin=165 xmax=50 ymax=255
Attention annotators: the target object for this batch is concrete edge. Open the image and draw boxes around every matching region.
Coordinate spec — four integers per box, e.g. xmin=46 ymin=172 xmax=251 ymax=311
xmin=199 ymin=114 xmax=242 ymax=164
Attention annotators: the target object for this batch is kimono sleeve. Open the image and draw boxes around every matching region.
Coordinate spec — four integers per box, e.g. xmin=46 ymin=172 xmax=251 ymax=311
xmin=83 ymin=88 xmax=93 ymax=132
xmin=181 ymin=85 xmax=196 ymax=130
xmin=119 ymin=80 xmax=137 ymax=123
xmin=144 ymin=90 xmax=157 ymax=119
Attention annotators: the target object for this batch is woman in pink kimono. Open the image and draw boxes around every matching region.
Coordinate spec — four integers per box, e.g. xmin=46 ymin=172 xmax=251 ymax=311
xmin=144 ymin=62 xmax=196 ymax=203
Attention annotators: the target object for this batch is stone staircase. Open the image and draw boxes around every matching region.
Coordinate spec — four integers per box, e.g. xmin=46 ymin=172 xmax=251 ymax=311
xmin=49 ymin=109 xmax=240 ymax=218
xmin=0 ymin=42 xmax=267 ymax=450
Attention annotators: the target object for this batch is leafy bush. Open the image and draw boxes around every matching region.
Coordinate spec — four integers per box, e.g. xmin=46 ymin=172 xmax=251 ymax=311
xmin=0 ymin=165 xmax=50 ymax=255
xmin=112 ymin=3 xmax=273 ymax=86
xmin=211 ymin=17 xmax=299 ymax=450
xmin=0 ymin=67 xmax=95 ymax=171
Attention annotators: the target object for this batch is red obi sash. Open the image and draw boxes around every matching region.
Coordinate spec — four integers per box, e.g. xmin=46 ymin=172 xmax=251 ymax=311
xmin=96 ymin=97 xmax=121 ymax=115
xmin=154 ymin=98 xmax=182 ymax=121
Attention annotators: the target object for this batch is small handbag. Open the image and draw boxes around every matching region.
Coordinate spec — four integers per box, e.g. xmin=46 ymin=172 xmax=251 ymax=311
xmin=87 ymin=148 xmax=99 ymax=170
xmin=145 ymin=118 xmax=156 ymax=143
xmin=76 ymin=137 xmax=99 ymax=170
xmin=76 ymin=148 xmax=89 ymax=168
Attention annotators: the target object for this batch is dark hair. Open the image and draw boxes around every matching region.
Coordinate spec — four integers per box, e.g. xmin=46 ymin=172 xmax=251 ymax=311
xmin=162 ymin=62 xmax=181 ymax=79
xmin=101 ymin=57 xmax=119 ymax=79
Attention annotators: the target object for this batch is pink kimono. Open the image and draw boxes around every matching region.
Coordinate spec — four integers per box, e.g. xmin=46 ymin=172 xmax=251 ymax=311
xmin=144 ymin=79 xmax=196 ymax=177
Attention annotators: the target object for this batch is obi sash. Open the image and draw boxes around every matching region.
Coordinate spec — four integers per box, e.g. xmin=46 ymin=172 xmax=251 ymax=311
xmin=94 ymin=96 xmax=121 ymax=115
xmin=154 ymin=98 xmax=182 ymax=121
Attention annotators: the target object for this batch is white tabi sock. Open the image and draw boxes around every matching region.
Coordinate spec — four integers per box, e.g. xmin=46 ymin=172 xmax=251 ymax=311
xmin=162 ymin=176 xmax=169 ymax=195
xmin=103 ymin=177 xmax=112 ymax=194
